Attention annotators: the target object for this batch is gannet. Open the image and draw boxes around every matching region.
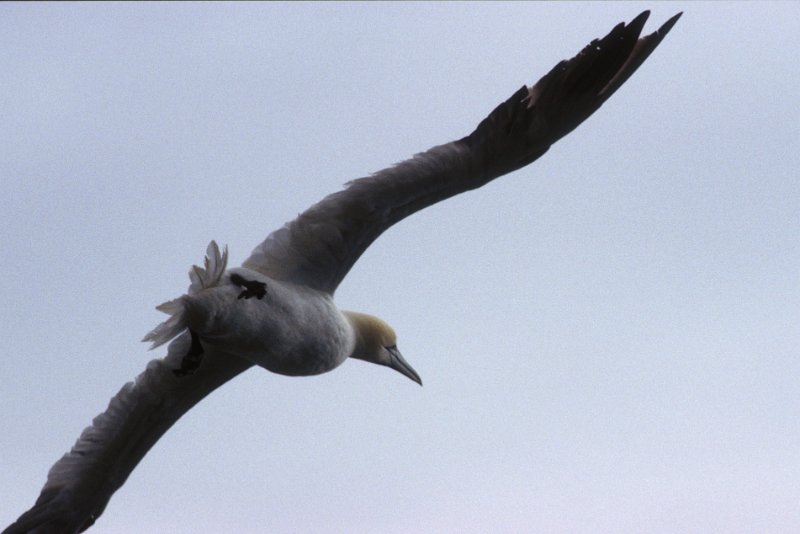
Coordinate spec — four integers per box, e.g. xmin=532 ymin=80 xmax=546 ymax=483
xmin=4 ymin=11 xmax=680 ymax=533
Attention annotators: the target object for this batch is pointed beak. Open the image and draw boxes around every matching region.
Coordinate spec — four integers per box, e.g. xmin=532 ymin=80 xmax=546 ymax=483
xmin=387 ymin=346 xmax=422 ymax=386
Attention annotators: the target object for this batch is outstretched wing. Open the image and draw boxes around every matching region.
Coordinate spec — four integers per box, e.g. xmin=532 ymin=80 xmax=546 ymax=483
xmin=244 ymin=11 xmax=681 ymax=295
xmin=3 ymin=336 xmax=253 ymax=534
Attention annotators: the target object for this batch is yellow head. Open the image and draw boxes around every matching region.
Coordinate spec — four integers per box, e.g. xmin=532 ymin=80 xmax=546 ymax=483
xmin=343 ymin=311 xmax=421 ymax=385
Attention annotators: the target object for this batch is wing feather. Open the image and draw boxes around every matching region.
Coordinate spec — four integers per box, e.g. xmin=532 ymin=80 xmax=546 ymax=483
xmin=244 ymin=11 xmax=681 ymax=294
xmin=3 ymin=335 xmax=252 ymax=534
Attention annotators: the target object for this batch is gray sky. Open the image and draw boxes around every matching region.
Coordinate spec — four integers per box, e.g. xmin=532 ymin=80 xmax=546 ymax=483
xmin=1 ymin=2 xmax=798 ymax=533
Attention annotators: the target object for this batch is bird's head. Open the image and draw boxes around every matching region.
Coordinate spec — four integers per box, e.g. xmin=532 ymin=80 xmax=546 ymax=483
xmin=344 ymin=311 xmax=422 ymax=386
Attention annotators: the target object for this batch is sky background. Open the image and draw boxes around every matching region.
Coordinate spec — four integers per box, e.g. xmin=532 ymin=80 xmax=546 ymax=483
xmin=1 ymin=2 xmax=798 ymax=533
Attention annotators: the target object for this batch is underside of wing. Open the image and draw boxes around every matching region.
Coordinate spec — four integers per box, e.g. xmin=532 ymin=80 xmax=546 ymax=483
xmin=3 ymin=336 xmax=252 ymax=534
xmin=243 ymin=11 xmax=681 ymax=295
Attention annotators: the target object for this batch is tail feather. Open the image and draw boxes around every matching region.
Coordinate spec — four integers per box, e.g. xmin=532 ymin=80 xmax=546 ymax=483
xmin=6 ymin=241 xmax=235 ymax=533
xmin=188 ymin=241 xmax=228 ymax=294
xmin=141 ymin=298 xmax=187 ymax=349
xmin=142 ymin=241 xmax=228 ymax=350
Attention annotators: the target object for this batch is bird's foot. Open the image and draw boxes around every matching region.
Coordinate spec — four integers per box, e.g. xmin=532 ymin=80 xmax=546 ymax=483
xmin=174 ymin=330 xmax=204 ymax=377
xmin=230 ymin=273 xmax=267 ymax=300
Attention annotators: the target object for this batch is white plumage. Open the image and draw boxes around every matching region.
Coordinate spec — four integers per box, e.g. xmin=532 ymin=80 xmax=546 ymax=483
xmin=4 ymin=11 xmax=680 ymax=533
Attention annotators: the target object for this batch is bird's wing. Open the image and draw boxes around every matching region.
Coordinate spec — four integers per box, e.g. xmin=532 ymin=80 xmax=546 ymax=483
xmin=3 ymin=335 xmax=253 ymax=534
xmin=243 ymin=11 xmax=681 ymax=295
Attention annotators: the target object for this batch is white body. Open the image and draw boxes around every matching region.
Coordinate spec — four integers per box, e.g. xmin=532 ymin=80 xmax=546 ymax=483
xmin=3 ymin=11 xmax=680 ymax=534
xmin=188 ymin=268 xmax=353 ymax=376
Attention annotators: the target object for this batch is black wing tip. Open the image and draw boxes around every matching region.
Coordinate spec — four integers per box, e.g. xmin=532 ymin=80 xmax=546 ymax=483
xmin=658 ymin=12 xmax=683 ymax=36
xmin=628 ymin=10 xmax=651 ymax=34
xmin=628 ymin=10 xmax=682 ymax=39
xmin=628 ymin=10 xmax=683 ymax=40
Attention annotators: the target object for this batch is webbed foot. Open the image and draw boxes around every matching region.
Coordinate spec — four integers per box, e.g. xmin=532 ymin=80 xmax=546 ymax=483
xmin=174 ymin=329 xmax=204 ymax=377
xmin=230 ymin=273 xmax=267 ymax=300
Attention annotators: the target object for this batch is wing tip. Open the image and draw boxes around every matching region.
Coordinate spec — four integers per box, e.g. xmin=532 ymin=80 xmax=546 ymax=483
xmin=629 ymin=10 xmax=651 ymax=35
xmin=658 ymin=12 xmax=683 ymax=37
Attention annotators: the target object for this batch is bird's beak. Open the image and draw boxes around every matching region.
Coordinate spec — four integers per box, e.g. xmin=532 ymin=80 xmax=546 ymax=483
xmin=387 ymin=346 xmax=422 ymax=386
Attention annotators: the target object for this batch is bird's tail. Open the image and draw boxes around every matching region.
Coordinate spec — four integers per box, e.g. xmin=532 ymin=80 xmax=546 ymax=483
xmin=4 ymin=241 xmax=240 ymax=534
xmin=141 ymin=241 xmax=228 ymax=349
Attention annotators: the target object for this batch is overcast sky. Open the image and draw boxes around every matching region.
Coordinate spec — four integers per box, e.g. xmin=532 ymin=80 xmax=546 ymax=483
xmin=1 ymin=2 xmax=798 ymax=533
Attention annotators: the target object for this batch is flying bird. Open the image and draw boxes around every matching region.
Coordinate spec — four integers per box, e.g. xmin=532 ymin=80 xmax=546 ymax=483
xmin=5 ymin=11 xmax=680 ymax=533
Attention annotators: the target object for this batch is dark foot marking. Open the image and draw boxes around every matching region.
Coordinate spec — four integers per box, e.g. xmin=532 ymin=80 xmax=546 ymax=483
xmin=230 ymin=273 xmax=267 ymax=300
xmin=174 ymin=330 xmax=204 ymax=377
